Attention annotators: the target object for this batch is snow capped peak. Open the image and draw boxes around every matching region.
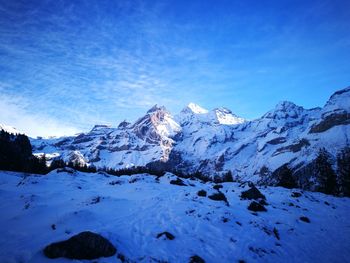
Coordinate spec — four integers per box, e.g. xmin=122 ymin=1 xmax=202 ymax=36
xmin=133 ymin=105 xmax=180 ymax=141
xmin=274 ymin=101 xmax=299 ymax=110
xmin=147 ymin=104 xmax=167 ymax=114
xmin=91 ymin=124 xmax=111 ymax=131
xmin=214 ymin=107 xmax=232 ymax=114
xmin=177 ymin=104 xmax=245 ymax=126
xmin=176 ymin=103 xmax=210 ymax=125
xmin=263 ymin=101 xmax=305 ymax=120
xmin=324 ymin=86 xmax=350 ymax=113
xmin=0 ymin=124 xmax=21 ymax=135
xmin=329 ymin=86 xmax=350 ymax=100
xmin=183 ymin=103 xmax=209 ymax=114
xmin=212 ymin=107 xmax=245 ymax=125
xmin=118 ymin=120 xmax=131 ymax=129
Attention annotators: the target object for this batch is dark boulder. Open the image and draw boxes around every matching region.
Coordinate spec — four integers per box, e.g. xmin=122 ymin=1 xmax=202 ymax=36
xmin=197 ymin=190 xmax=207 ymax=197
xmin=259 ymin=199 xmax=268 ymax=206
xmin=190 ymin=255 xmax=205 ymax=263
xmin=248 ymin=201 xmax=267 ymax=212
xmin=213 ymin=184 xmax=223 ymax=190
xmin=156 ymin=231 xmax=175 ymax=240
xmin=241 ymin=186 xmax=266 ymax=200
xmin=170 ymin=178 xmax=187 ymax=186
xmin=299 ymin=216 xmax=310 ymax=223
xmin=208 ymin=192 xmax=228 ymax=204
xmin=273 ymin=227 xmax=280 ymax=240
xmin=43 ymin=231 xmax=116 ymax=259
xmin=291 ymin=192 xmax=302 ymax=198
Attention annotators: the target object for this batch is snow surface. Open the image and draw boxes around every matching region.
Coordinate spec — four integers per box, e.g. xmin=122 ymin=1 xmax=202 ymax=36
xmin=0 ymin=170 xmax=349 ymax=263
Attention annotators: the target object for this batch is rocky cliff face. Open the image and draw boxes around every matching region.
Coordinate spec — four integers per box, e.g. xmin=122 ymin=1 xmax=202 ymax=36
xmin=29 ymin=87 xmax=350 ymax=186
xmin=31 ymin=105 xmax=180 ymax=169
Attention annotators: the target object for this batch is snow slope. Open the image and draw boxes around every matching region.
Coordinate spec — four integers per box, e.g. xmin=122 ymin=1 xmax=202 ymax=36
xmin=0 ymin=170 xmax=349 ymax=263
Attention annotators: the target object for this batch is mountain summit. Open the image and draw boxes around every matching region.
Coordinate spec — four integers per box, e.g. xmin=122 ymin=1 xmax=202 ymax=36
xmin=184 ymin=103 xmax=209 ymax=114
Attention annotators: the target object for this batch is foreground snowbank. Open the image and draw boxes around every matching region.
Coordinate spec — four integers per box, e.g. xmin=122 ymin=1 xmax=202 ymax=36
xmin=0 ymin=170 xmax=349 ymax=263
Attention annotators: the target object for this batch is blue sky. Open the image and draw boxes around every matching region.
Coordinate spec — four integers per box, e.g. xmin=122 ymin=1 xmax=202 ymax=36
xmin=0 ymin=0 xmax=349 ymax=137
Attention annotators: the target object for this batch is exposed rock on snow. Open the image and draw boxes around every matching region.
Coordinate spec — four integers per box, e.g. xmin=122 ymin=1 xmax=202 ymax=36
xmin=309 ymin=112 xmax=350 ymax=133
xmin=156 ymin=231 xmax=175 ymax=240
xmin=208 ymin=192 xmax=228 ymax=204
xmin=190 ymin=255 xmax=206 ymax=263
xmin=170 ymin=177 xmax=187 ymax=186
xmin=299 ymin=216 xmax=311 ymax=223
xmin=213 ymin=184 xmax=223 ymax=190
xmin=248 ymin=201 xmax=267 ymax=212
xmin=291 ymin=192 xmax=302 ymax=198
xmin=241 ymin=186 xmax=266 ymax=200
xmin=197 ymin=190 xmax=207 ymax=197
xmin=43 ymin=231 xmax=116 ymax=259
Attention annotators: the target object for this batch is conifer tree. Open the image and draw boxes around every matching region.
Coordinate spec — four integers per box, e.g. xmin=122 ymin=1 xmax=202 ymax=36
xmin=337 ymin=147 xmax=350 ymax=196
xmin=315 ymin=148 xmax=337 ymax=195
xmin=275 ymin=164 xmax=297 ymax=189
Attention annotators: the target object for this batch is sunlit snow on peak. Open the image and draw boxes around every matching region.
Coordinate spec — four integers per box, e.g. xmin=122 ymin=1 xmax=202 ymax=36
xmin=213 ymin=108 xmax=245 ymax=125
xmin=185 ymin=103 xmax=209 ymax=114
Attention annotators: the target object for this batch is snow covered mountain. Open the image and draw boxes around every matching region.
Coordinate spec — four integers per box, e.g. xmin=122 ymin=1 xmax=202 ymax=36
xmin=28 ymin=87 xmax=350 ymax=188
xmin=30 ymin=107 xmax=174 ymax=169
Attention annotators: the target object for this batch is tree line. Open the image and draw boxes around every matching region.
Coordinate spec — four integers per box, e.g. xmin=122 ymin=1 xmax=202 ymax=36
xmin=0 ymin=130 xmax=47 ymax=174
xmin=1 ymin=128 xmax=348 ymax=196
xmin=263 ymin=147 xmax=350 ymax=197
xmin=50 ymin=158 xmax=234 ymax=183
xmin=0 ymin=129 xmax=235 ymax=183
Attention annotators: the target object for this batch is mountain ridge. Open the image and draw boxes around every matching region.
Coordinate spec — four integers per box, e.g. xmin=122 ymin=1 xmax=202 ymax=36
xmin=2 ymin=87 xmax=350 ymax=191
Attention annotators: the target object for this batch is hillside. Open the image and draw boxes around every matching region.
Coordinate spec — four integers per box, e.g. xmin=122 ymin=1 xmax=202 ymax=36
xmin=0 ymin=170 xmax=349 ymax=262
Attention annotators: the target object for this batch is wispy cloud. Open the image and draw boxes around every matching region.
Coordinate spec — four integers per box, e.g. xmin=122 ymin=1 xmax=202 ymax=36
xmin=0 ymin=92 xmax=79 ymax=137
xmin=0 ymin=0 xmax=349 ymax=136
xmin=0 ymin=0 xmax=214 ymax=136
